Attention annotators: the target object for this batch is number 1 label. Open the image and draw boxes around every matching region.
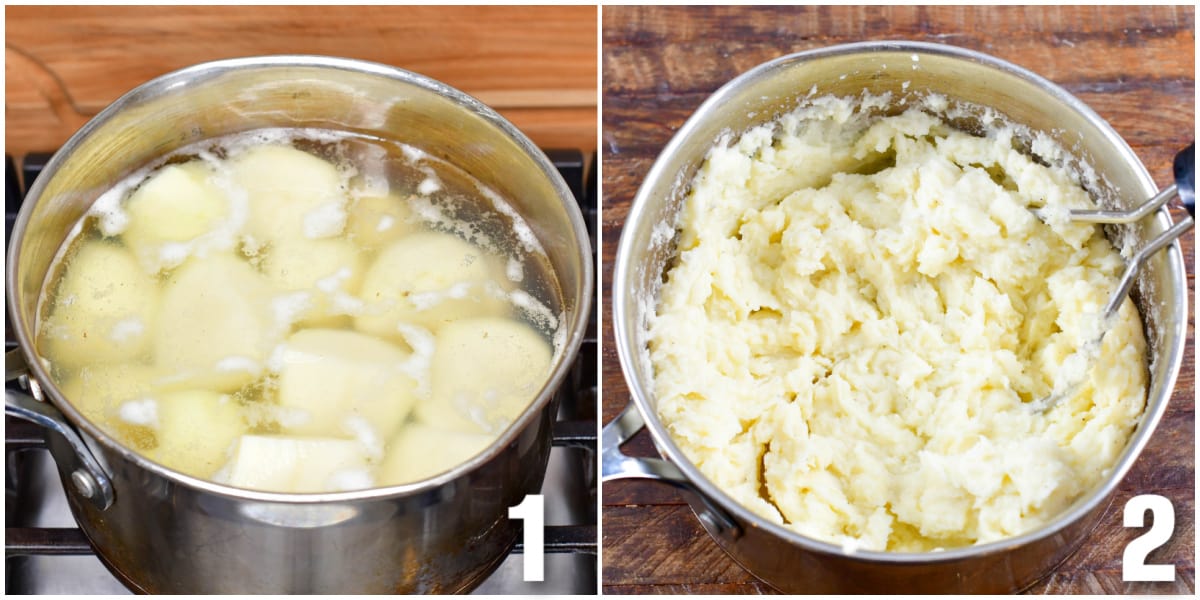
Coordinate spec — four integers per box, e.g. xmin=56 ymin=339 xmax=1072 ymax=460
xmin=509 ymin=494 xmax=545 ymax=582
xmin=1122 ymin=494 xmax=1175 ymax=582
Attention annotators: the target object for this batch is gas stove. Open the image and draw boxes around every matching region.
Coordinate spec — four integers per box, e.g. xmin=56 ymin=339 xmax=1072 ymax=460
xmin=4 ymin=149 xmax=599 ymax=594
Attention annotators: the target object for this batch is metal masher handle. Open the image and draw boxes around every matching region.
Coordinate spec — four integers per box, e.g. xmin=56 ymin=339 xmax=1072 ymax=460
xmin=1035 ymin=143 xmax=1194 ymax=224
xmin=1100 ymin=202 xmax=1193 ymax=322
xmin=1047 ymin=184 xmax=1177 ymax=224
xmin=1027 ymin=145 xmax=1192 ymax=414
xmin=1100 ymin=143 xmax=1195 ymax=322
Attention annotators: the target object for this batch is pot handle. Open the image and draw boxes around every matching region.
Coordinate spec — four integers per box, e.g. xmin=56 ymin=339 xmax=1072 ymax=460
xmin=601 ymin=402 xmax=741 ymax=538
xmin=6 ymin=349 xmax=114 ymax=511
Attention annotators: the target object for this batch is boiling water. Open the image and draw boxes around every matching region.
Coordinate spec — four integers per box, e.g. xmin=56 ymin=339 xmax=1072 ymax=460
xmin=35 ymin=128 xmax=565 ymax=493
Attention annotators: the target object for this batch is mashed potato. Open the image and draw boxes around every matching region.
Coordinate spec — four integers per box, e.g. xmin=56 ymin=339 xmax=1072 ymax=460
xmin=649 ymin=95 xmax=1147 ymax=552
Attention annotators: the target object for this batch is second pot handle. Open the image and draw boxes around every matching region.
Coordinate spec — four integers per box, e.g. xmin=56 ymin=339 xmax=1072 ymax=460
xmin=6 ymin=349 xmax=114 ymax=511
xmin=601 ymin=402 xmax=740 ymax=538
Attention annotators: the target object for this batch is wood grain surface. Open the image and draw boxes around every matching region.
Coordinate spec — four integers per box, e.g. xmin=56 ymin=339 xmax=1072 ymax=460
xmin=600 ymin=5 xmax=1195 ymax=595
xmin=4 ymin=5 xmax=597 ymax=157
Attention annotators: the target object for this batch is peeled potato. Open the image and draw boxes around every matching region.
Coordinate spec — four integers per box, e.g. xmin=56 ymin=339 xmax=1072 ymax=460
xmin=346 ymin=193 xmax=417 ymax=249
xmin=225 ymin=434 xmax=372 ymax=492
xmin=355 ymin=231 xmax=509 ymax=337
xmin=39 ymin=242 xmax=158 ymax=369
xmin=59 ymin=362 xmax=160 ymax=450
xmin=275 ymin=329 xmax=417 ymax=439
xmin=262 ymin=238 xmax=362 ymax=292
xmin=123 ymin=161 xmax=230 ymax=271
xmin=230 ymin=145 xmax=348 ymax=243
xmin=261 ymin=238 xmax=364 ymax=327
xmin=150 ymin=390 xmax=246 ymax=479
xmin=416 ymin=317 xmax=552 ymax=434
xmin=154 ymin=254 xmax=274 ymax=391
xmin=377 ymin=423 xmax=495 ymax=486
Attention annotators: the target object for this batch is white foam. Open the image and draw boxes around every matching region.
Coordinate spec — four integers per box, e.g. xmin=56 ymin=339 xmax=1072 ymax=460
xmin=156 ymin=242 xmax=192 ymax=271
xmin=400 ymin=144 xmax=427 ymax=164
xmin=376 ymin=215 xmax=396 ymax=232
xmin=118 ymin=397 xmax=158 ymax=428
xmin=506 ymin=258 xmax=525 ymax=283
xmin=348 ymin=142 xmax=391 ymax=198
xmin=108 ymin=317 xmax=145 ymax=342
xmin=315 ymin=267 xmax=353 ymax=294
xmin=329 ymin=292 xmax=366 ymax=316
xmin=418 ymin=176 xmax=442 ymax=196
xmin=302 ymin=201 xmax=347 ymax=239
xmin=406 ymin=195 xmax=497 ymax=254
xmin=271 ymin=292 xmax=312 ymax=332
xmin=509 ymin=289 xmax=559 ymax=332
xmin=269 ymin=405 xmax=311 ymax=429
xmin=551 ymin=310 xmax=568 ymax=360
xmin=395 ymin=323 xmax=435 ymax=399
xmin=475 ymin=184 xmax=545 ymax=256
xmin=266 ymin=343 xmax=289 ymax=374
xmin=342 ymin=415 xmax=384 ymax=461
xmin=409 ymin=281 xmax=476 ymax=311
xmin=408 ymin=195 xmax=446 ymax=225
xmin=215 ymin=355 xmax=262 ymax=375
xmin=454 ymin=389 xmax=502 ymax=433
xmin=90 ymin=178 xmax=137 ymax=236
xmin=327 ymin=468 xmax=375 ymax=491
xmin=218 ymin=128 xmax=356 ymax=161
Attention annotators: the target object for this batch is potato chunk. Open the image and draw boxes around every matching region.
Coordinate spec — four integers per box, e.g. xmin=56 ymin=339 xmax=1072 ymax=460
xmin=260 ymin=238 xmax=364 ymax=327
xmin=224 ymin=434 xmax=372 ymax=493
xmin=416 ymin=317 xmax=552 ymax=434
xmin=275 ymin=329 xmax=417 ymax=439
xmin=355 ymin=231 xmax=509 ymax=336
xmin=229 ymin=145 xmax=348 ymax=244
xmin=154 ymin=254 xmax=275 ymax=392
xmin=122 ymin=161 xmax=231 ymax=272
xmin=150 ymin=390 xmax=246 ymax=479
xmin=346 ymin=193 xmax=417 ymax=249
xmin=377 ymin=423 xmax=495 ymax=486
xmin=39 ymin=242 xmax=158 ymax=369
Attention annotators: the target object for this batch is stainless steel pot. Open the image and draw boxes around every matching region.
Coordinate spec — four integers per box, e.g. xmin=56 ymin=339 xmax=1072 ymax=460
xmin=6 ymin=55 xmax=594 ymax=593
xmin=603 ymin=41 xmax=1188 ymax=594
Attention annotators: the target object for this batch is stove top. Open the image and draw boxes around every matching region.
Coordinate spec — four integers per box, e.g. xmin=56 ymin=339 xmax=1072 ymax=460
xmin=4 ymin=148 xmax=599 ymax=594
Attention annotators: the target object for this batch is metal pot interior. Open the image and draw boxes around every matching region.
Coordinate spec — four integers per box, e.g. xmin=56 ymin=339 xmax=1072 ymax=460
xmin=614 ymin=41 xmax=1186 ymax=562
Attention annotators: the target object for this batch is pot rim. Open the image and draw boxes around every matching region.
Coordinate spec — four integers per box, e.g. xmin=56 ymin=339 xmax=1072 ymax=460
xmin=613 ymin=40 xmax=1184 ymax=563
xmin=6 ymin=54 xmax=595 ymax=504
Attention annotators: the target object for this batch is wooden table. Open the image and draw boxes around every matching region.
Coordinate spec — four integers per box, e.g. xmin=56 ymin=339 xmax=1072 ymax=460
xmin=5 ymin=5 xmax=597 ymax=157
xmin=601 ymin=5 xmax=1195 ymax=594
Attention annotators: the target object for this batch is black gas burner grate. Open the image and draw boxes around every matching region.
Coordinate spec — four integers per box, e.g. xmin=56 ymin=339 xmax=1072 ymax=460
xmin=4 ymin=149 xmax=598 ymax=594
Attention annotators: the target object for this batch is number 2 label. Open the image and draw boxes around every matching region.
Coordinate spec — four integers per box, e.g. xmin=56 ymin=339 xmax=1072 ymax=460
xmin=1122 ymin=494 xmax=1175 ymax=582
xmin=509 ymin=494 xmax=545 ymax=582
